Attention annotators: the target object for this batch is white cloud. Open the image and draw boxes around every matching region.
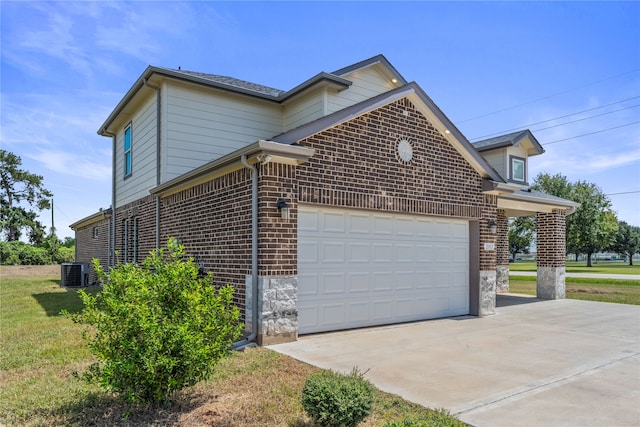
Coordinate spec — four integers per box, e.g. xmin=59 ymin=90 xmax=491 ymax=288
xmin=26 ymin=148 xmax=111 ymax=182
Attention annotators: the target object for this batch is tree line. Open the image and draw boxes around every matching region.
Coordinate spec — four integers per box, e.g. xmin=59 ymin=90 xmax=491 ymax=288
xmin=509 ymin=172 xmax=639 ymax=267
xmin=0 ymin=150 xmax=74 ymax=264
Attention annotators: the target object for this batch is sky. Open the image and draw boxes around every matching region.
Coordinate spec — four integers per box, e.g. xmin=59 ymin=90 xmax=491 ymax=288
xmin=1 ymin=1 xmax=639 ymax=240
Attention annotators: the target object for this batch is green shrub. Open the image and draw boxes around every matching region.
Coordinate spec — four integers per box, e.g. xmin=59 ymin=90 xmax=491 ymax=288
xmin=0 ymin=241 xmax=49 ymax=265
xmin=65 ymin=238 xmax=242 ymax=404
xmin=383 ymin=409 xmax=464 ymax=427
xmin=301 ymin=368 xmax=374 ymax=426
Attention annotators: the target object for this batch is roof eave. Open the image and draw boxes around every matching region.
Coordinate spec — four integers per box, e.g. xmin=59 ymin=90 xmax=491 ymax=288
xmin=150 ymin=140 xmax=315 ymax=197
xmin=69 ymin=208 xmax=112 ymax=230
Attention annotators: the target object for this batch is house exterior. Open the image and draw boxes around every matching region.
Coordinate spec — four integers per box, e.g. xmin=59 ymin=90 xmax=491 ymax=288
xmin=70 ymin=55 xmax=578 ymax=345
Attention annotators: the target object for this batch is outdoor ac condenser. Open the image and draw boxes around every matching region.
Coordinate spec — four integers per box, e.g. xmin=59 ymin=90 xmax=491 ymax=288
xmin=60 ymin=263 xmax=89 ymax=287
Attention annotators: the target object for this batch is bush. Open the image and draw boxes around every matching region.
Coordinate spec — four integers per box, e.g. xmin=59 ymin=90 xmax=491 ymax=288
xmin=0 ymin=241 xmax=50 ymax=265
xmin=65 ymin=238 xmax=242 ymax=403
xmin=301 ymin=368 xmax=374 ymax=426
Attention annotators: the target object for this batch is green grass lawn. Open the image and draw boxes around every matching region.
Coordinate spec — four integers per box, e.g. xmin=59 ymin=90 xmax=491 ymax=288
xmin=1 ymin=272 xmax=465 ymax=427
xmin=509 ymin=276 xmax=640 ymax=305
xmin=509 ymin=260 xmax=640 ymax=275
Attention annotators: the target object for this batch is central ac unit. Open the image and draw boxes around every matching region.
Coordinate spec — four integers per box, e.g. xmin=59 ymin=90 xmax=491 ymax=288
xmin=61 ymin=263 xmax=89 ymax=287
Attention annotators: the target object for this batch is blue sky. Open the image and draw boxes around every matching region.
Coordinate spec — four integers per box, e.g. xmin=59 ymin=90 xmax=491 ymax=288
xmin=2 ymin=1 xmax=639 ymax=240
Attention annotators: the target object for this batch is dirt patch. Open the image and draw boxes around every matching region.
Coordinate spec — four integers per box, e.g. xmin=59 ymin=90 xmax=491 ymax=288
xmin=1 ymin=265 xmax=61 ymax=280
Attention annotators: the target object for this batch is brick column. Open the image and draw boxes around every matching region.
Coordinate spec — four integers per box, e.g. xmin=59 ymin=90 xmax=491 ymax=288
xmin=536 ymin=209 xmax=567 ymax=299
xmin=496 ymin=210 xmax=510 ymax=293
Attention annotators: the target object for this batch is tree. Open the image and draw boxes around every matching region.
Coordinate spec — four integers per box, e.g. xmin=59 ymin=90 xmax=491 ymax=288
xmin=0 ymin=150 xmax=52 ymax=242
xmin=508 ymin=216 xmax=535 ymax=261
xmin=532 ymin=173 xmax=618 ymax=267
xmin=610 ymin=221 xmax=640 ymax=266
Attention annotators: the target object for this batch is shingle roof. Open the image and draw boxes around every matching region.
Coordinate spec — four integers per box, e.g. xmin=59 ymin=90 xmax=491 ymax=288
xmin=472 ymin=129 xmax=544 ymax=155
xmin=166 ymin=69 xmax=285 ymax=98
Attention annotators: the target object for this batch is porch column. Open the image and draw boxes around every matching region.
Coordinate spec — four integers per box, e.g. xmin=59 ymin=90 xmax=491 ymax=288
xmin=496 ymin=210 xmax=510 ymax=293
xmin=536 ymin=209 xmax=567 ymax=299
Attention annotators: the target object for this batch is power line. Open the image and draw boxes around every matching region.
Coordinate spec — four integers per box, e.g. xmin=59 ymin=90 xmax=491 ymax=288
xmin=541 ymin=120 xmax=640 ymax=146
xmin=470 ymin=96 xmax=640 ymax=141
xmin=457 ymin=68 xmax=640 ymax=124
xmin=606 ymin=191 xmax=640 ymax=196
xmin=532 ymin=104 xmax=640 ymax=133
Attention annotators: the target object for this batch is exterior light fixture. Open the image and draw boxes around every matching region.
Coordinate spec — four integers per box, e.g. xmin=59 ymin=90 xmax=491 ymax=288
xmin=276 ymin=198 xmax=290 ymax=220
xmin=487 ymin=219 xmax=498 ymax=234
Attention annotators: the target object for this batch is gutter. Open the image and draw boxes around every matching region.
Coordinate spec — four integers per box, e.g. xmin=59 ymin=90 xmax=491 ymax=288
xmin=143 ymin=78 xmax=162 ymax=249
xmin=99 ymin=130 xmax=118 ymax=267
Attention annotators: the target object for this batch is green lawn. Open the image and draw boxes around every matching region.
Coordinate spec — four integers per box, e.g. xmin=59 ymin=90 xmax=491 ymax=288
xmin=509 ymin=260 xmax=640 ymax=275
xmin=509 ymin=276 xmax=640 ymax=305
xmin=1 ymin=273 xmax=465 ymax=427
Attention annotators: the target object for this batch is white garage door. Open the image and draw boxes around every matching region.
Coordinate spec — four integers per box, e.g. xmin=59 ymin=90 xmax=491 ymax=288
xmin=298 ymin=206 xmax=469 ymax=334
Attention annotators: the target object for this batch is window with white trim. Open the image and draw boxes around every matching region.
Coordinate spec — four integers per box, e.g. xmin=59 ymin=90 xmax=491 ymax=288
xmin=510 ymin=156 xmax=526 ymax=183
xmin=124 ymin=124 xmax=132 ymax=178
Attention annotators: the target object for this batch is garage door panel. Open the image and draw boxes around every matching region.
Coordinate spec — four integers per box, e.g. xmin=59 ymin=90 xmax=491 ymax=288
xmin=322 ymin=273 xmax=345 ymax=294
xmin=348 ymin=242 xmax=370 ymax=262
xmin=298 ymin=207 xmax=469 ymax=334
xmin=322 ymin=242 xmax=345 ymax=263
xmin=348 ymin=272 xmax=371 ymax=293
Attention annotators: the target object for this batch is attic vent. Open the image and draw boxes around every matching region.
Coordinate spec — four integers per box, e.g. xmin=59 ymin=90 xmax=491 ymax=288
xmin=61 ymin=263 xmax=89 ymax=287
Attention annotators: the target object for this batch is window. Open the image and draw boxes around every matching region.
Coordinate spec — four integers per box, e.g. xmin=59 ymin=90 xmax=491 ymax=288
xmin=510 ymin=156 xmax=526 ymax=183
xmin=124 ymin=124 xmax=132 ymax=178
xmin=92 ymin=226 xmax=99 ymax=239
xmin=122 ymin=217 xmax=138 ymax=263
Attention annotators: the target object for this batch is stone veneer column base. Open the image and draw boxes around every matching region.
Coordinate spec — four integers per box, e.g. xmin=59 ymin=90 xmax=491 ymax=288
xmin=496 ymin=265 xmax=509 ymax=293
xmin=537 ymin=266 xmax=566 ymax=299
xmin=253 ymin=276 xmax=298 ymax=345
xmin=479 ymin=270 xmax=497 ymax=316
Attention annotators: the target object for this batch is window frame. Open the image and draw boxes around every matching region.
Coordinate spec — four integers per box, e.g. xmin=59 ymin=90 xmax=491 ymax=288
xmin=509 ymin=155 xmax=526 ymax=183
xmin=124 ymin=123 xmax=132 ymax=179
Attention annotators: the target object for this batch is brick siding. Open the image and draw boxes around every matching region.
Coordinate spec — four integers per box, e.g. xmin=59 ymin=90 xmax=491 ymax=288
xmin=160 ymin=169 xmax=253 ymax=317
xmin=536 ymin=209 xmax=567 ymax=267
xmin=74 ymin=216 xmax=111 ymax=284
xmin=496 ymin=209 xmax=509 ymax=265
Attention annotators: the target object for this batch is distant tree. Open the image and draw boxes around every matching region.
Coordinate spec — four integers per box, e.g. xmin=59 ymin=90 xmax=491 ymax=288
xmin=508 ymin=216 xmax=535 ymax=261
xmin=570 ymin=181 xmax=618 ymax=267
xmin=533 ymin=173 xmax=618 ymax=267
xmin=62 ymin=236 xmax=75 ymax=248
xmin=0 ymin=150 xmax=52 ymax=242
xmin=610 ymin=221 xmax=640 ymax=266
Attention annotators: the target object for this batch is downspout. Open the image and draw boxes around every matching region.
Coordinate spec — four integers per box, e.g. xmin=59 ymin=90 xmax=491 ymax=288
xmin=143 ymin=78 xmax=162 ymax=249
xmin=233 ymin=154 xmax=259 ymax=349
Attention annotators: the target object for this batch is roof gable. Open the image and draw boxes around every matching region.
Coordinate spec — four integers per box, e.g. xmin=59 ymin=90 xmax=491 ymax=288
xmin=473 ymin=129 xmax=544 ymax=156
xmin=270 ymin=82 xmax=503 ymax=182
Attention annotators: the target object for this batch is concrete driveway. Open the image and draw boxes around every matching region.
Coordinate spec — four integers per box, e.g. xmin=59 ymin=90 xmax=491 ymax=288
xmin=269 ymin=296 xmax=640 ymax=427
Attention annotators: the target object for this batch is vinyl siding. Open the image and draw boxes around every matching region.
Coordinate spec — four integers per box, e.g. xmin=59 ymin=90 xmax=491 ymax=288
xmin=163 ymin=81 xmax=282 ymax=181
xmin=326 ymin=67 xmax=395 ymax=114
xmin=480 ymin=150 xmax=506 ymax=180
xmin=283 ymin=88 xmax=325 ymax=131
xmin=115 ymin=93 xmax=158 ymax=207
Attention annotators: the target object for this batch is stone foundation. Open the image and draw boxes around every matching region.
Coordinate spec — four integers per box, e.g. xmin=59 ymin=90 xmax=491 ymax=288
xmin=479 ymin=270 xmax=497 ymax=316
xmin=496 ymin=265 xmax=509 ymax=293
xmin=537 ymin=266 xmax=566 ymax=300
xmin=257 ymin=276 xmax=298 ymax=345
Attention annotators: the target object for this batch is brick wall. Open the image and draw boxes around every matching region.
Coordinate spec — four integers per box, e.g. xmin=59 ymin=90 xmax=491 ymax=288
xmin=74 ymin=216 xmax=111 ymax=284
xmin=294 ymin=98 xmax=497 ymax=270
xmin=114 ymin=195 xmax=156 ymax=264
xmin=496 ymin=209 xmax=509 ymax=265
xmin=160 ymin=168 xmax=253 ymax=316
xmin=536 ymin=209 xmax=567 ymax=267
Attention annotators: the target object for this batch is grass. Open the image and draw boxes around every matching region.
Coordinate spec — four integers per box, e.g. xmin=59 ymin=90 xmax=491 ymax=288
xmin=1 ymin=271 xmax=465 ymax=427
xmin=509 ymin=276 xmax=640 ymax=305
xmin=509 ymin=260 xmax=640 ymax=274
